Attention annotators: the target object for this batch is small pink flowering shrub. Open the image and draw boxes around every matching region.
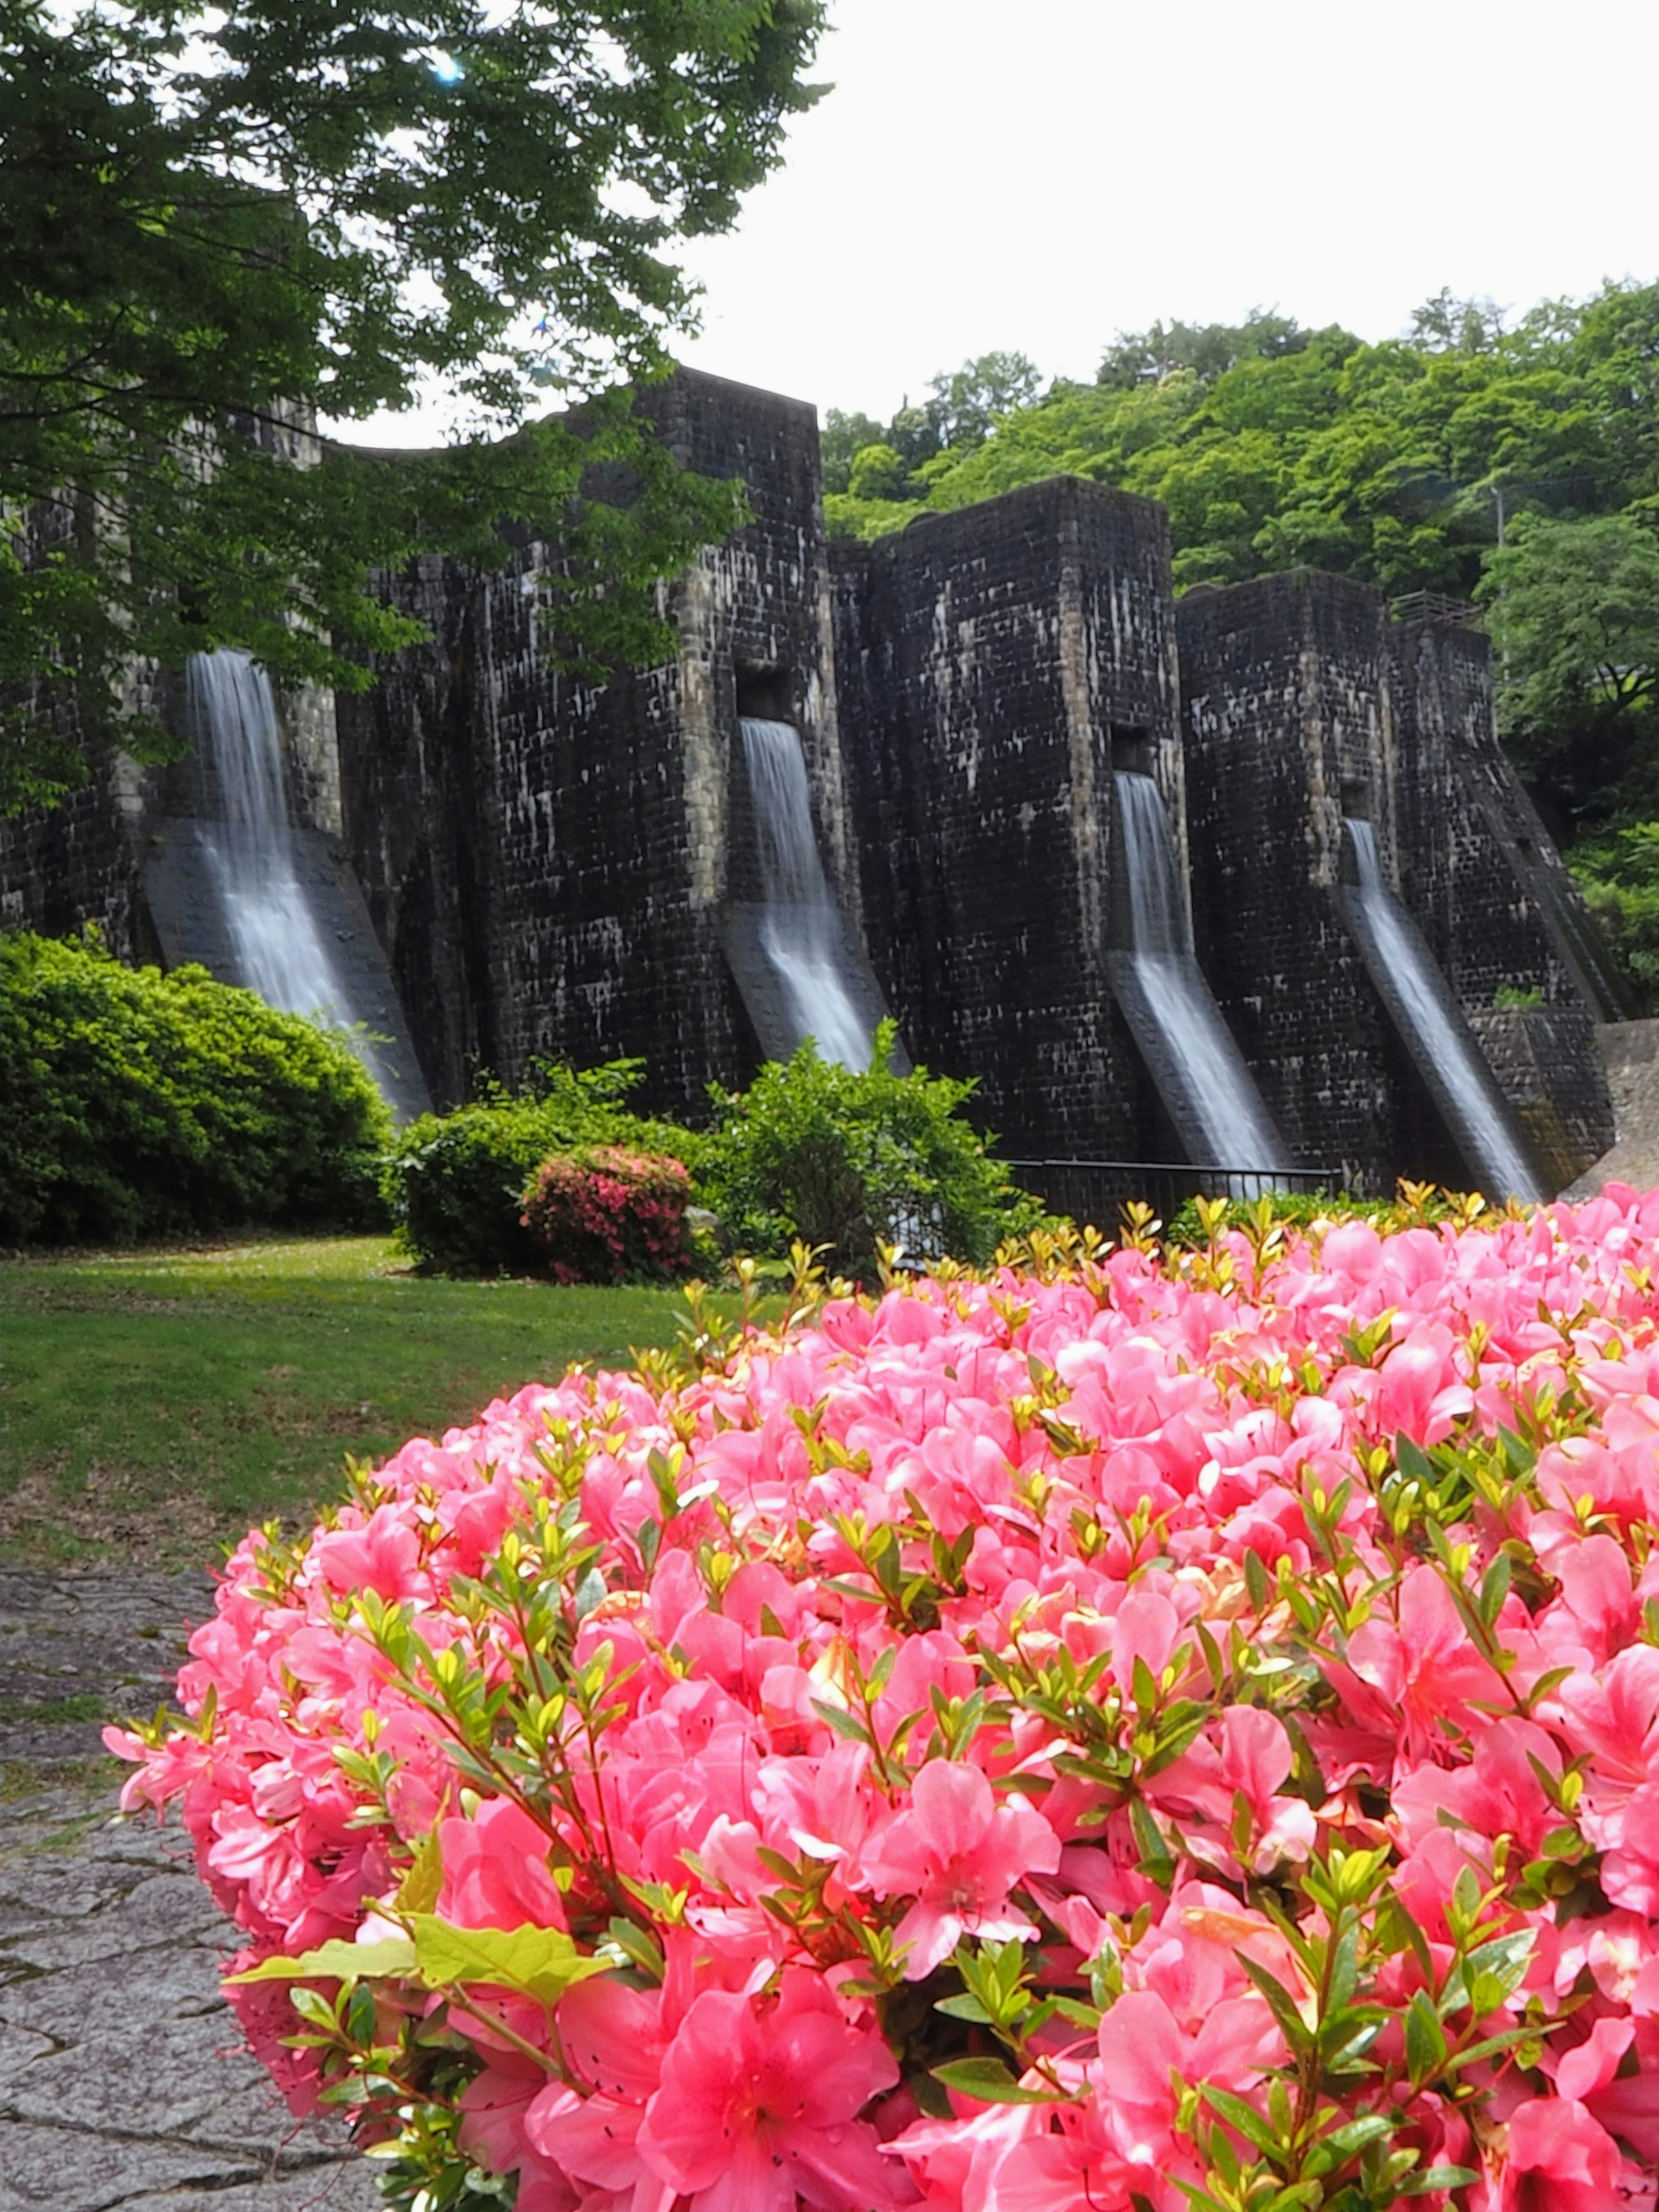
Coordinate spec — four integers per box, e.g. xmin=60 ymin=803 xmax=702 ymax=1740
xmin=519 ymin=1146 xmax=695 ymax=1284
xmin=114 ymin=1189 xmax=1659 ymax=2211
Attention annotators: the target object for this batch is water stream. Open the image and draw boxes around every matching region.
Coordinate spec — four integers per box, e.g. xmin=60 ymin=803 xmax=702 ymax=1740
xmin=190 ymin=649 xmax=391 ymax=1093
xmin=740 ymin=717 xmax=877 ymax=1071
xmin=1111 ymin=771 xmax=1289 ymax=1173
xmin=1344 ymin=819 xmax=1544 ymax=1200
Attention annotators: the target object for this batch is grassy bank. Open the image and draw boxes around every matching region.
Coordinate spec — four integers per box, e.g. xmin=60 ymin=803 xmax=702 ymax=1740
xmin=1 ymin=1235 xmax=696 ymax=1571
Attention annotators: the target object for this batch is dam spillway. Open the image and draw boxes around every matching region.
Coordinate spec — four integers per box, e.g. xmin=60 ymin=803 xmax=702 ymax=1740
xmin=1106 ymin=768 xmax=1289 ymax=1179
xmin=3 ymin=369 xmax=1623 ymax=1200
xmin=1342 ymin=817 xmax=1545 ymax=1203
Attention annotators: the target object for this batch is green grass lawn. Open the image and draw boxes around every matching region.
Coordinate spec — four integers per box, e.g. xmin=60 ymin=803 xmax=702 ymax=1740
xmin=2 ymin=1235 xmax=697 ymax=1571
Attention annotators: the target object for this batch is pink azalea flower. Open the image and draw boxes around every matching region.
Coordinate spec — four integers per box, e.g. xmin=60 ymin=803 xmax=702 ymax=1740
xmin=860 ymin=1760 xmax=1061 ymax=1978
xmin=635 ymin=1971 xmax=903 ymax=2212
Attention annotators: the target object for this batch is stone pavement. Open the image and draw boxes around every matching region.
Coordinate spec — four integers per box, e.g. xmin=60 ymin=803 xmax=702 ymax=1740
xmin=1 ymin=1573 xmax=378 ymax=2212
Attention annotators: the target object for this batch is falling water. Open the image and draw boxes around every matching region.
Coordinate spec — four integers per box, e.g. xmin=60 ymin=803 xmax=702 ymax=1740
xmin=740 ymin=717 xmax=877 ymax=1071
xmin=190 ymin=650 xmax=390 ymax=1092
xmin=1344 ymin=819 xmax=1544 ymax=1200
xmin=1111 ymin=771 xmax=1289 ymax=1172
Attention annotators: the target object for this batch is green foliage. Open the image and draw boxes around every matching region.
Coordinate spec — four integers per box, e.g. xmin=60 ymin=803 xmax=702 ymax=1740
xmin=820 ymin=350 xmax=1041 ymax=501
xmin=1479 ymin=511 xmax=1659 ymax=831
xmin=1 ymin=0 xmax=825 ymax=811
xmin=1491 ymin=983 xmax=1546 ymax=1009
xmin=695 ymin=1026 xmax=1041 ymax=1279
xmin=1096 ymin=305 xmax=1314 ymax=389
xmin=1574 ymin=823 xmax=1659 ymax=1002
xmin=1160 ymin=1184 xmax=1462 ymax=1250
xmin=383 ymin=1062 xmax=697 ymax=1276
xmin=823 ymin=281 xmax=1657 ymax=601
xmin=0 ymin=932 xmax=390 ymax=1244
xmin=845 ymin=442 xmax=916 ymax=503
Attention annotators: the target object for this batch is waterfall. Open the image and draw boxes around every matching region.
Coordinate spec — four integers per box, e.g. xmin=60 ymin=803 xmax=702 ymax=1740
xmin=739 ymin=718 xmax=878 ymax=1072
xmin=1344 ymin=819 xmax=1544 ymax=1201
xmin=1110 ymin=771 xmax=1289 ymax=1173
xmin=189 ymin=649 xmax=391 ymax=1094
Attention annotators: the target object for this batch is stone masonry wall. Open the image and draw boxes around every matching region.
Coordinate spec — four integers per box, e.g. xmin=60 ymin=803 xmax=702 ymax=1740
xmin=1178 ymin=571 xmax=1454 ymax=1189
xmin=833 ymin=476 xmax=1182 ymax=1162
xmin=334 ymin=368 xmax=855 ymax=1120
xmin=1389 ymin=617 xmax=1632 ymax=1022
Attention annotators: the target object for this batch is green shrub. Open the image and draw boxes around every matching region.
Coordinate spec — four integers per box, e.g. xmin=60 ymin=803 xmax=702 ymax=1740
xmin=384 ymin=1061 xmax=698 ymax=1276
xmin=1162 ymin=1184 xmax=1459 ymax=1248
xmin=0 ymin=931 xmax=390 ymax=1244
xmin=695 ymin=1025 xmax=1041 ymax=1280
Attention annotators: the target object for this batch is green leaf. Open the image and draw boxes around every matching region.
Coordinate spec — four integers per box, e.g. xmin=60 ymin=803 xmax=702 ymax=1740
xmin=1405 ymin=1990 xmax=1449 ymax=2085
xmin=934 ymin=1993 xmax=994 ymax=2022
xmin=1397 ymin=2167 xmax=1478 ymax=2196
xmin=930 ymin=2057 xmax=1069 ymax=2106
xmin=409 ymin=1917 xmax=609 ymax=2008
xmin=229 ymin=1937 xmax=416 ymax=1985
xmin=1236 ymin=1953 xmax=1313 ymax=2059
xmin=1199 ymin=2083 xmax=1279 ymax=2155
xmin=1129 ymin=1798 xmax=1176 ymax=1885
xmin=395 ymin=1825 xmax=445 ymax=1917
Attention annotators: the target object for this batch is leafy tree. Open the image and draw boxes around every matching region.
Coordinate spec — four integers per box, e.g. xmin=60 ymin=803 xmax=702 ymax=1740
xmin=820 ymin=407 xmax=888 ymax=495
xmin=1096 ymin=308 xmax=1311 ymax=389
xmin=845 ymin=442 xmax=915 ymax=503
xmin=696 ymin=1027 xmax=1040 ymax=1280
xmin=1478 ymin=511 xmax=1659 ymax=834
xmin=921 ymin=349 xmax=1042 ymax=451
xmin=826 ymin=282 xmax=1656 ymax=602
xmin=816 ymin=351 xmax=1042 ymax=505
xmin=1 ymin=0 xmax=825 ymax=812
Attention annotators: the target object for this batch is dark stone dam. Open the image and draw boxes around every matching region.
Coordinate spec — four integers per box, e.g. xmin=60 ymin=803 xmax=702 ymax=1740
xmin=3 ymin=368 xmax=1631 ymax=1203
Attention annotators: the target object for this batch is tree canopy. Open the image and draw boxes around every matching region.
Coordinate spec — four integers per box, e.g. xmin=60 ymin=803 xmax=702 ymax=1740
xmin=1 ymin=0 xmax=825 ymax=812
xmin=826 ymin=285 xmax=1657 ymax=600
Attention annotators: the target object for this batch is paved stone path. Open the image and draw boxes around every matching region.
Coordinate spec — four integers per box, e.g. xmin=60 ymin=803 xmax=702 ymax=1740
xmin=1 ymin=1573 xmax=378 ymax=2211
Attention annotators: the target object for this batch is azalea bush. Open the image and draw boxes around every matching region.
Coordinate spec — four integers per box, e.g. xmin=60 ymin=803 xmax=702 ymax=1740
xmin=113 ymin=1189 xmax=1659 ymax=2212
xmin=520 ymin=1146 xmax=696 ymax=1285
xmin=382 ymin=1061 xmax=697 ymax=1277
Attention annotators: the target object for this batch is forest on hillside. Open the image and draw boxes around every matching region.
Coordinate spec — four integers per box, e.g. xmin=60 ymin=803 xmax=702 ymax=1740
xmin=823 ymin=286 xmax=1659 ymax=1003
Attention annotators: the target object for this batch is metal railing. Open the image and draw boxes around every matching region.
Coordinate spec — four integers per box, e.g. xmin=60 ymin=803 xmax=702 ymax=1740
xmin=1005 ymin=1159 xmax=1341 ymax=1230
xmin=1388 ymin=590 xmax=1482 ymax=630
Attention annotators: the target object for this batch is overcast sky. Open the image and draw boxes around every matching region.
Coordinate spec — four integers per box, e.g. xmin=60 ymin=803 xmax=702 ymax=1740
xmin=344 ymin=0 xmax=1658 ymax=443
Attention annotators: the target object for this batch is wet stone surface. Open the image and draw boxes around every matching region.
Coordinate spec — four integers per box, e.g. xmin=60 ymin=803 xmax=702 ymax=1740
xmin=0 ymin=1574 xmax=379 ymax=2211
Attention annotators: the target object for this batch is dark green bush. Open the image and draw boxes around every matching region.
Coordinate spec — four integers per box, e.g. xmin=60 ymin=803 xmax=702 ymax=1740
xmin=0 ymin=931 xmax=391 ymax=1244
xmin=695 ymin=1025 xmax=1041 ymax=1280
xmin=383 ymin=1060 xmax=698 ymax=1275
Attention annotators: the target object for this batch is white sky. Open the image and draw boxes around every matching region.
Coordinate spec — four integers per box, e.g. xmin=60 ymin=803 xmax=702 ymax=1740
xmin=342 ymin=0 xmax=1659 ymax=444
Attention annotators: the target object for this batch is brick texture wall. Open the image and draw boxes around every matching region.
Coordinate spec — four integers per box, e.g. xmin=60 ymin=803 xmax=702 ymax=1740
xmin=833 ymin=477 xmax=1184 ymax=1162
xmin=334 ymin=368 xmax=863 ymax=1119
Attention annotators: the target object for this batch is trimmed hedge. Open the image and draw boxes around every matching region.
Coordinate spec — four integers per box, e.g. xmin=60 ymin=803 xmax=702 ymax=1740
xmin=0 ymin=932 xmax=390 ymax=1244
xmin=382 ymin=1061 xmax=699 ymax=1276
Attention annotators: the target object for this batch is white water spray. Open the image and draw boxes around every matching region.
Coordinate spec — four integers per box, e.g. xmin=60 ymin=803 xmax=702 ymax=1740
xmin=1344 ymin=819 xmax=1543 ymax=1200
xmin=1112 ymin=771 xmax=1288 ymax=1172
xmin=189 ymin=650 xmax=390 ymax=1093
xmin=740 ymin=717 xmax=877 ymax=1071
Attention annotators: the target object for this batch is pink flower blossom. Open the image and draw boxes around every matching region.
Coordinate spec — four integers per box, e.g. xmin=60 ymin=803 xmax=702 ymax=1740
xmin=635 ymin=1972 xmax=903 ymax=2212
xmin=861 ymin=1761 xmax=1061 ymax=1977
